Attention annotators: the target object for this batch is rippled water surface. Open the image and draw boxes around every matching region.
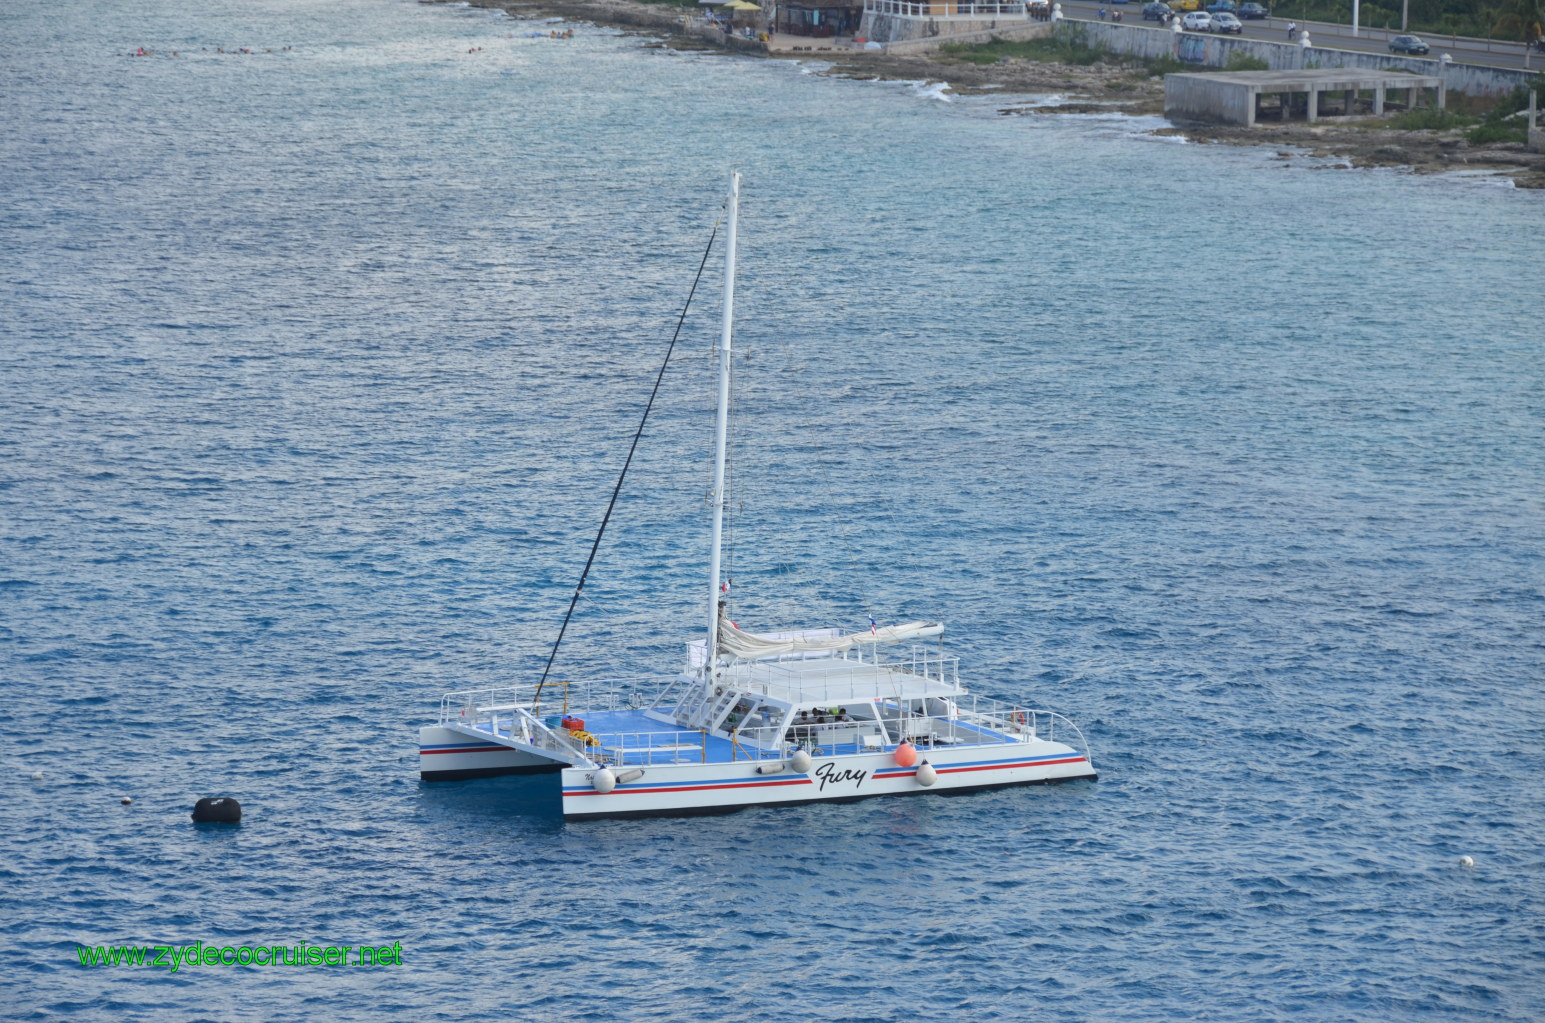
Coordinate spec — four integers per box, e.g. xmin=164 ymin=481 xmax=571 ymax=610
xmin=3 ymin=0 xmax=1543 ymax=1019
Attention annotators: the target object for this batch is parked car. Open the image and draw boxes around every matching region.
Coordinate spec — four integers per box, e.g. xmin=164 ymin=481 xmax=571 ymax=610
xmin=1204 ymin=0 xmax=1236 ymax=12
xmin=1237 ymin=2 xmax=1269 ymax=17
xmin=1209 ymin=11 xmax=1243 ymax=31
xmin=1142 ymin=0 xmax=1172 ymax=16
xmin=1168 ymin=0 xmax=1202 ymax=11
xmin=1181 ymin=10 xmax=1213 ymax=29
xmin=1389 ymin=34 xmax=1430 ymax=55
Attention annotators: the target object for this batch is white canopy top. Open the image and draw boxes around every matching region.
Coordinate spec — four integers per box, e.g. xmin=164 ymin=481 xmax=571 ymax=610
xmin=714 ymin=609 xmax=944 ymax=662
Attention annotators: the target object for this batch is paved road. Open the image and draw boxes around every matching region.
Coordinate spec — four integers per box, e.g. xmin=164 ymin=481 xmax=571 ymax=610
xmin=1054 ymin=0 xmax=1544 ymax=72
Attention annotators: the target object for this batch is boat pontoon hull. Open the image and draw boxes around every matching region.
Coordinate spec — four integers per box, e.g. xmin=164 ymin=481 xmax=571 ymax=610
xmin=558 ymin=744 xmax=1095 ymax=819
xmin=418 ymin=725 xmax=569 ymax=782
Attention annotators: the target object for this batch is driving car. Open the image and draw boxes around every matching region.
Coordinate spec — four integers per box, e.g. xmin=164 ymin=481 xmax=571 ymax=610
xmin=1389 ymin=34 xmax=1430 ymax=54
xmin=1142 ymin=0 xmax=1172 ymax=16
xmin=1237 ymin=2 xmax=1269 ymax=17
xmin=1204 ymin=0 xmax=1236 ymax=12
xmin=1181 ymin=10 xmax=1213 ymax=29
xmin=1210 ymin=11 xmax=1243 ymax=31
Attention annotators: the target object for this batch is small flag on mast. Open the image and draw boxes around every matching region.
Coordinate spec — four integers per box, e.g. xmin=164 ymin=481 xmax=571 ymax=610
xmin=868 ymin=614 xmax=877 ymax=636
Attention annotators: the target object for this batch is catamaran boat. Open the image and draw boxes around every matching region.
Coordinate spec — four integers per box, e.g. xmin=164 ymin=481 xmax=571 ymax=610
xmin=418 ymin=173 xmax=1097 ymax=818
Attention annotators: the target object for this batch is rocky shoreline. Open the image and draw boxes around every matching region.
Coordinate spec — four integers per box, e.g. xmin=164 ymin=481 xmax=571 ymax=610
xmin=459 ymin=0 xmax=1545 ymax=187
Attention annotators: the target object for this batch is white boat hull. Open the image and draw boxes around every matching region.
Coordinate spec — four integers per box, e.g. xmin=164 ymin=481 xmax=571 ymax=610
xmin=558 ymin=740 xmax=1095 ymax=819
xmin=418 ymin=725 xmax=569 ymax=781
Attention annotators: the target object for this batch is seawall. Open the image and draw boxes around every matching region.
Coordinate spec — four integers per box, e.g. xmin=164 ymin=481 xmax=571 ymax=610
xmin=1066 ymin=21 xmax=1537 ymax=97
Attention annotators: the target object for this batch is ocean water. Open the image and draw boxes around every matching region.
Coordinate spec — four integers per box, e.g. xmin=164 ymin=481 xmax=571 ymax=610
xmin=3 ymin=0 xmax=1543 ymax=1019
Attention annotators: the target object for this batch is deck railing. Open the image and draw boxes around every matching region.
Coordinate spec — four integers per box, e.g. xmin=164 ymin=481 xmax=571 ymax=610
xmin=876 ymin=646 xmax=960 ymax=685
xmin=438 ymin=677 xmax=672 ymax=765
xmin=736 ymin=659 xmax=964 ymax=703
xmin=436 ymin=676 xmax=1090 ymax=768
xmin=586 ymin=729 xmax=710 ymax=767
xmin=865 ymin=0 xmax=1029 ymax=17
xmin=438 ymin=676 xmax=670 ymax=728
xmin=946 ymin=695 xmax=1093 ymax=762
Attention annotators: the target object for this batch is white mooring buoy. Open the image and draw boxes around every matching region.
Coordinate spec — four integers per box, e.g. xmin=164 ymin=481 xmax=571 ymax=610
xmin=1458 ymin=855 xmax=1475 ymax=868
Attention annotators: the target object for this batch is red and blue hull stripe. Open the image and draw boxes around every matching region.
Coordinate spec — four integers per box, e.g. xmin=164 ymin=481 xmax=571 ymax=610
xmin=873 ymin=751 xmax=1089 ymax=780
xmin=420 ymin=741 xmax=515 ymax=756
xmin=563 ymin=775 xmax=814 ymax=798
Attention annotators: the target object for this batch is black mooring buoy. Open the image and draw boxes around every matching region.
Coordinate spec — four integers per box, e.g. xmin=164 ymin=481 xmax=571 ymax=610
xmin=191 ymin=797 xmax=242 ymax=823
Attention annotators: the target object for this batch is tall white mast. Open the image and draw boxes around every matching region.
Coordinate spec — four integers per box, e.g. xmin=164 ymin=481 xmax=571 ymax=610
xmin=705 ymin=170 xmax=739 ymax=673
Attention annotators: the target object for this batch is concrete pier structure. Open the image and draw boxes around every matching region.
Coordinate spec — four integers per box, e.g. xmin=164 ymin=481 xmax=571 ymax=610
xmin=1530 ymin=90 xmax=1543 ymax=154
xmin=1165 ymin=69 xmax=1445 ymax=127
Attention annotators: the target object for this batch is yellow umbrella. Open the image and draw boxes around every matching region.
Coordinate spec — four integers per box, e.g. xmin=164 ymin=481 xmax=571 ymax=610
xmin=720 ymin=1 xmax=761 ymax=9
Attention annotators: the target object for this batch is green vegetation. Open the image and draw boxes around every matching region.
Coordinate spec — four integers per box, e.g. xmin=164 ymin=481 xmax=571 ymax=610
xmin=1467 ymin=119 xmax=1528 ymax=142
xmin=1142 ymin=54 xmax=1189 ymax=76
xmin=1374 ymin=83 xmax=1540 ymax=142
xmin=1384 ymin=107 xmax=1473 ymax=129
xmin=1223 ymin=53 xmax=1270 ymax=71
xmin=939 ymin=29 xmax=1107 ymax=66
xmin=1269 ymin=0 xmax=1542 ymax=44
xmin=1462 ymin=82 xmax=1536 ymax=143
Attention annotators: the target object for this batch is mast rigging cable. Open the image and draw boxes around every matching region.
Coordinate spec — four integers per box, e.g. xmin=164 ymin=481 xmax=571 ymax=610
xmin=533 ymin=214 xmax=723 ymax=705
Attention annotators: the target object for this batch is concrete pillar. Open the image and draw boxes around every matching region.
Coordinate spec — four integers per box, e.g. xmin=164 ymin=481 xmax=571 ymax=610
xmin=1307 ymin=87 xmax=1318 ymax=123
xmin=1529 ymin=90 xmax=1543 ymax=153
xmin=1282 ymin=91 xmax=1289 ymax=120
xmin=1373 ymin=86 xmax=1384 ymax=116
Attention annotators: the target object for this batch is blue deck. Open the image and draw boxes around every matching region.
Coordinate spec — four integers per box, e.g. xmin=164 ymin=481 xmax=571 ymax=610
xmin=515 ymin=708 xmax=1013 ymax=767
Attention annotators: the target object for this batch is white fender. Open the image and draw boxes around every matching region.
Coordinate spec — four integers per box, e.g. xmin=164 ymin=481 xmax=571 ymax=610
xmin=591 ymin=768 xmax=616 ymax=794
xmin=615 ymin=769 xmax=645 ymax=784
xmin=756 ymin=763 xmax=785 ymax=775
xmin=916 ymin=760 xmax=937 ymax=787
xmin=789 ymin=749 xmax=813 ymax=774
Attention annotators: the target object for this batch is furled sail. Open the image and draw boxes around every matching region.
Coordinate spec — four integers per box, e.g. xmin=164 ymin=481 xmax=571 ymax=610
xmin=715 ymin=608 xmax=943 ymax=661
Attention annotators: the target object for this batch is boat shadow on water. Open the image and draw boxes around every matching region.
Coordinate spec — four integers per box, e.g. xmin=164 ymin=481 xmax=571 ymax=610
xmin=415 ymin=772 xmax=565 ymax=826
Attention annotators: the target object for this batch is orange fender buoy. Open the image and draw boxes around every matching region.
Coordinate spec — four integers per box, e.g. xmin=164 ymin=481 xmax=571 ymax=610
xmin=894 ymin=742 xmax=916 ymax=768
